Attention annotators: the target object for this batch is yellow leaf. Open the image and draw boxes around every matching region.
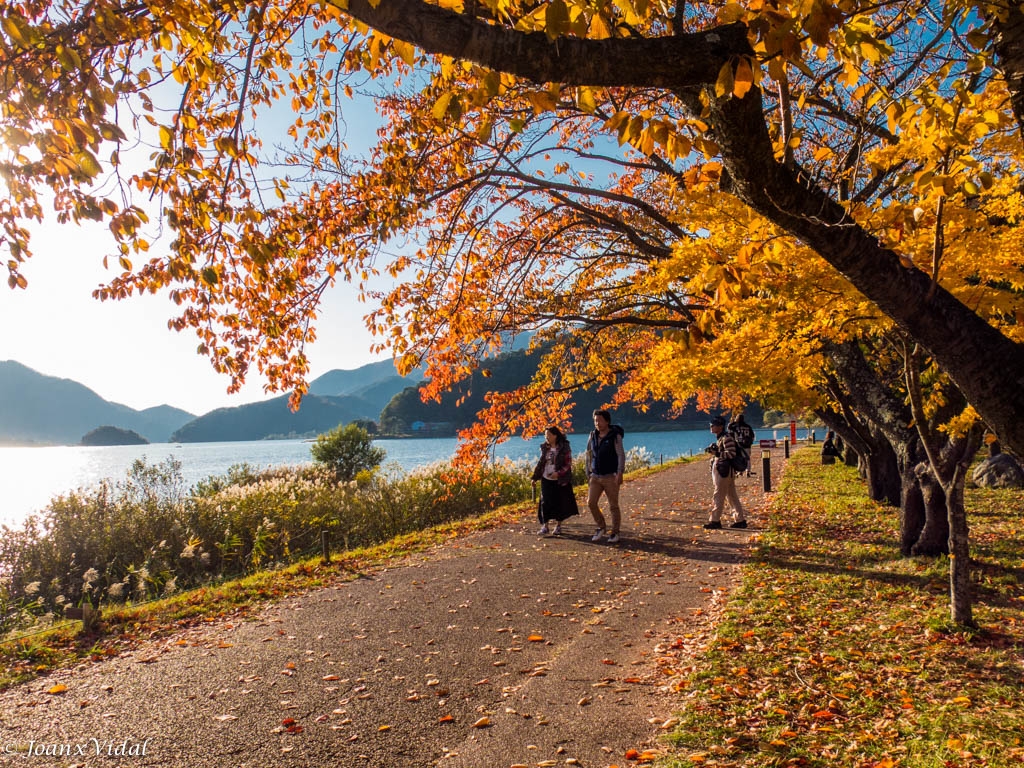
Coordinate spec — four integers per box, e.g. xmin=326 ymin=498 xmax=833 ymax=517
xmin=392 ymin=40 xmax=416 ymax=66
xmin=545 ymin=0 xmax=569 ymax=39
xmin=48 ymin=684 xmax=68 ymax=695
xmin=715 ymin=62 xmax=734 ymax=98
xmin=77 ymin=151 xmax=102 ymax=178
xmin=733 ymin=57 xmax=754 ymax=99
xmin=718 ymin=3 xmax=747 ymax=23
xmin=432 ymin=93 xmax=453 ymax=121
xmin=577 ymin=87 xmax=597 ymax=114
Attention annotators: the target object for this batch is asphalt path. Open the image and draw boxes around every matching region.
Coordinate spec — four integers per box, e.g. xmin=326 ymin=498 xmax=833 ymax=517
xmin=0 ymin=454 xmax=787 ymax=768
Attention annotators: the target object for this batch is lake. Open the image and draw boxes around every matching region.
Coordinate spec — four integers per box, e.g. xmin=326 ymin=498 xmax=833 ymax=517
xmin=0 ymin=427 xmax=798 ymax=528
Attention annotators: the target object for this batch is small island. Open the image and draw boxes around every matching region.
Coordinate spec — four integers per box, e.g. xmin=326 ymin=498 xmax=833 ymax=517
xmin=80 ymin=426 xmax=150 ymax=446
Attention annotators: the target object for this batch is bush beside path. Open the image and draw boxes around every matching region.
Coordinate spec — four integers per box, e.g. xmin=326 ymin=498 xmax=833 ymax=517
xmin=0 ymin=455 xmax=784 ymax=767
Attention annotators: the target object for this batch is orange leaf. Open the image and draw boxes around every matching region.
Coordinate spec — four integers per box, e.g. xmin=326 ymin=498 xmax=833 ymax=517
xmin=527 ymin=634 xmax=545 ymax=642
xmin=47 ymin=684 xmax=68 ymax=695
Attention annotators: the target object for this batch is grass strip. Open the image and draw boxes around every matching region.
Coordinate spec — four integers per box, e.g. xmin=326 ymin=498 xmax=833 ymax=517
xmin=661 ymin=450 xmax=1023 ymax=768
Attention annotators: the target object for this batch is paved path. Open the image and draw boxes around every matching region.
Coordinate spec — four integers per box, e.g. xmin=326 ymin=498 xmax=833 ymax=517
xmin=0 ymin=455 xmax=787 ymax=768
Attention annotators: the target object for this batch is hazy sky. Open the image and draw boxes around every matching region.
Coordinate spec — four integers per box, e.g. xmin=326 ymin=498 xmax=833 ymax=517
xmin=1 ymin=84 xmax=398 ymax=417
xmin=1 ymin=217 xmax=388 ymax=416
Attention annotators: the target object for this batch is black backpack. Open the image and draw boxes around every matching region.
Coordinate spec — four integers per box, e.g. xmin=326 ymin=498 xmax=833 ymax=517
xmin=727 ymin=421 xmax=753 ymax=473
xmin=729 ymin=421 xmax=755 ymax=450
xmin=730 ymin=444 xmax=750 ymax=473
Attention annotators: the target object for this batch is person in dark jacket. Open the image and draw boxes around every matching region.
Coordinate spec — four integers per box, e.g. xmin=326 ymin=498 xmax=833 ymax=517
xmin=531 ymin=426 xmax=579 ymax=535
xmin=585 ymin=410 xmax=625 ymax=543
xmin=704 ymin=416 xmax=747 ymax=529
xmin=821 ymin=430 xmax=841 ymax=464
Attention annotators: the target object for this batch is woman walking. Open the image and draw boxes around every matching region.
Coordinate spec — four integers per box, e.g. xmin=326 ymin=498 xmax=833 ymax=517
xmin=532 ymin=426 xmax=579 ymax=535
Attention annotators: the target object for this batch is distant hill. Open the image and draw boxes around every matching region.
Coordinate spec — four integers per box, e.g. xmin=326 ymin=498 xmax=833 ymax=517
xmin=169 ymin=393 xmax=368 ymax=442
xmin=81 ymin=426 xmax=149 ymax=446
xmin=165 ymin=359 xmax=420 ymax=442
xmin=378 ymin=349 xmax=764 ymax=436
xmin=308 ymin=359 xmax=423 ymax=417
xmin=0 ymin=361 xmax=195 ymax=444
xmin=308 ymin=359 xmax=404 ymax=396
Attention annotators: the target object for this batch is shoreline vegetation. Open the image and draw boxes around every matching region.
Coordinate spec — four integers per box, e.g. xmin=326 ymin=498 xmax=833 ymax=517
xmin=0 ymin=448 xmax=659 ymax=667
xmin=4 ymin=452 xmax=1018 ymax=765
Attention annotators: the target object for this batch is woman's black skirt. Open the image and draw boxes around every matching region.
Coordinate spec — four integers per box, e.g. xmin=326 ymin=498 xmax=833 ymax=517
xmin=538 ymin=477 xmax=580 ymax=523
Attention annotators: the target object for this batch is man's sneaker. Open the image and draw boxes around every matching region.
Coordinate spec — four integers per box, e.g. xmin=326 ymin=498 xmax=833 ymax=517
xmin=552 ymin=525 xmax=562 ymax=536
xmin=606 ymin=533 xmax=620 ymax=544
xmin=591 ymin=529 xmax=606 ymax=542
xmin=703 ymin=521 xmax=722 ymax=530
xmin=730 ymin=520 xmax=748 ymax=529
xmin=538 ymin=525 xmax=550 ymax=535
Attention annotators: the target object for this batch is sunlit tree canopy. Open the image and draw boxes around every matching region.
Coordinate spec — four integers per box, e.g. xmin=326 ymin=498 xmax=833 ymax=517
xmin=2 ymin=0 xmax=1024 ymax=457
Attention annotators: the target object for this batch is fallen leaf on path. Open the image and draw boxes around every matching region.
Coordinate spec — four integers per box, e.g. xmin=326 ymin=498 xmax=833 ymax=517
xmin=472 ymin=716 xmax=491 ymax=728
xmin=47 ymin=684 xmax=67 ymax=695
xmin=214 ymin=714 xmax=237 ymax=722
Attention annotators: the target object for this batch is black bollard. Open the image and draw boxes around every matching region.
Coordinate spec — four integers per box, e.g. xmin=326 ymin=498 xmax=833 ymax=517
xmin=321 ymin=530 xmax=331 ymax=564
xmin=784 ymin=438 xmax=790 ymax=458
xmin=762 ymin=450 xmax=772 ymax=492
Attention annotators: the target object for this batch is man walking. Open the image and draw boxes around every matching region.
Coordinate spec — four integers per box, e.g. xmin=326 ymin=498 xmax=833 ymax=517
xmin=704 ymin=416 xmax=747 ymax=530
xmin=586 ymin=409 xmax=625 ymax=543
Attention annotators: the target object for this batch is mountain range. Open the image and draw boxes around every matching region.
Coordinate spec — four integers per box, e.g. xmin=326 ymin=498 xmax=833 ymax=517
xmin=2 ymin=352 xmax=762 ymax=445
xmin=0 ymin=358 xmax=413 ymax=445
xmin=0 ymin=360 xmax=195 ymax=444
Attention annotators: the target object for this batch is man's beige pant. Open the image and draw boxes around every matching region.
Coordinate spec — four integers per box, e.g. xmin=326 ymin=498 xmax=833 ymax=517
xmin=588 ymin=474 xmax=621 ymax=534
xmin=711 ymin=469 xmax=746 ymax=523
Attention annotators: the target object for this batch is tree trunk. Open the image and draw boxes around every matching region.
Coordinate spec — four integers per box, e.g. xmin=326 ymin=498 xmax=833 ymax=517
xmin=912 ymin=464 xmax=950 ymax=556
xmin=899 ymin=470 xmax=926 ymax=557
xmin=946 ymin=476 xmax=974 ymax=627
xmin=844 ymin=446 xmax=858 ymax=467
xmin=866 ymin=437 xmax=901 ymax=507
xmin=991 ymin=2 xmax=1024 ymax=139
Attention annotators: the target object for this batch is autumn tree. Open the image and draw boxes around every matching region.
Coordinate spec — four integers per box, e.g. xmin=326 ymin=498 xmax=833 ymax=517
xmin=2 ymin=0 xmax=1024 ymax=464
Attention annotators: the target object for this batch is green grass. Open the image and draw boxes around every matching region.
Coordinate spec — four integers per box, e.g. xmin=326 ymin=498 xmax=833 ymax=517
xmin=660 ymin=451 xmax=1023 ymax=768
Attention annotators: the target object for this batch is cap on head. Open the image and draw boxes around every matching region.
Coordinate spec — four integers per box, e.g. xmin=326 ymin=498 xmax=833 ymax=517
xmin=710 ymin=416 xmax=726 ymax=427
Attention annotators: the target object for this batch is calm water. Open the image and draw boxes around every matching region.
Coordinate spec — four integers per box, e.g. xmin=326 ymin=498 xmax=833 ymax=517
xmin=0 ymin=428 xmax=795 ymax=528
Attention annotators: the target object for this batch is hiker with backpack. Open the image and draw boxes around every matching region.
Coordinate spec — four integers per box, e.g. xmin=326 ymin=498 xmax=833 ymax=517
xmin=704 ymin=415 xmax=748 ymax=530
xmin=728 ymin=414 xmax=756 ymax=477
xmin=585 ymin=409 xmax=625 ymax=543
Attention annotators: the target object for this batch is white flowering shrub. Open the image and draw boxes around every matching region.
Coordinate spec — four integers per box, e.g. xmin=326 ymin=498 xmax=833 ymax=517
xmin=0 ymin=456 xmax=534 ymax=612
